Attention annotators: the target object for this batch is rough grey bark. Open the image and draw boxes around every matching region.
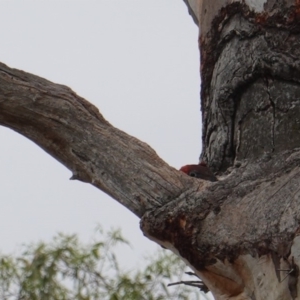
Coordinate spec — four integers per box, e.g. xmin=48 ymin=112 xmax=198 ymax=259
xmin=198 ymin=1 xmax=300 ymax=172
xmin=0 ymin=63 xmax=197 ymax=217
xmin=1 ymin=0 xmax=300 ymax=299
xmin=178 ymin=0 xmax=300 ymax=299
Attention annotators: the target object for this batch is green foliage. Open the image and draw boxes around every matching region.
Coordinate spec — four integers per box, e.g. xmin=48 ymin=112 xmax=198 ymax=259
xmin=0 ymin=227 xmax=208 ymax=300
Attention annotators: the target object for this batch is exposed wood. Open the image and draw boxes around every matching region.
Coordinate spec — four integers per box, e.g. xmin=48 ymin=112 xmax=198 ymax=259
xmin=182 ymin=0 xmax=199 ymax=25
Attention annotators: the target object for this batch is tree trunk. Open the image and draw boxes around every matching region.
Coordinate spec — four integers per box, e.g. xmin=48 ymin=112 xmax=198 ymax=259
xmin=179 ymin=0 xmax=300 ymax=299
xmin=1 ymin=1 xmax=300 ymax=299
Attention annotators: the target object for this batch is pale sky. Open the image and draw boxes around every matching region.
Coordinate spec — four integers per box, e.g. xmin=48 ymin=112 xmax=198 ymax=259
xmin=0 ymin=0 xmax=203 ymax=287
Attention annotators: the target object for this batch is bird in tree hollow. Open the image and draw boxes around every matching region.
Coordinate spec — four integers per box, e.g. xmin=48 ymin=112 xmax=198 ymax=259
xmin=179 ymin=161 xmax=217 ymax=182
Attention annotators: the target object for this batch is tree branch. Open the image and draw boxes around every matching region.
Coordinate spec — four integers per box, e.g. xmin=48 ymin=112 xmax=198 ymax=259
xmin=0 ymin=62 xmax=197 ymax=217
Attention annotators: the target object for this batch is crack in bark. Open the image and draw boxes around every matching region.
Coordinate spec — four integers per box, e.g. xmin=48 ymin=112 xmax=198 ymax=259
xmin=203 ymin=40 xmax=300 ymax=171
xmin=71 ymin=149 xmax=90 ymax=162
xmin=200 ymin=3 xmax=300 ymax=174
xmin=265 ymin=77 xmax=276 ymax=152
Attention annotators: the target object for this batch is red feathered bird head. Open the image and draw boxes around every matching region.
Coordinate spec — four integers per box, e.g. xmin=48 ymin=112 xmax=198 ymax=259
xmin=179 ymin=161 xmax=217 ymax=182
